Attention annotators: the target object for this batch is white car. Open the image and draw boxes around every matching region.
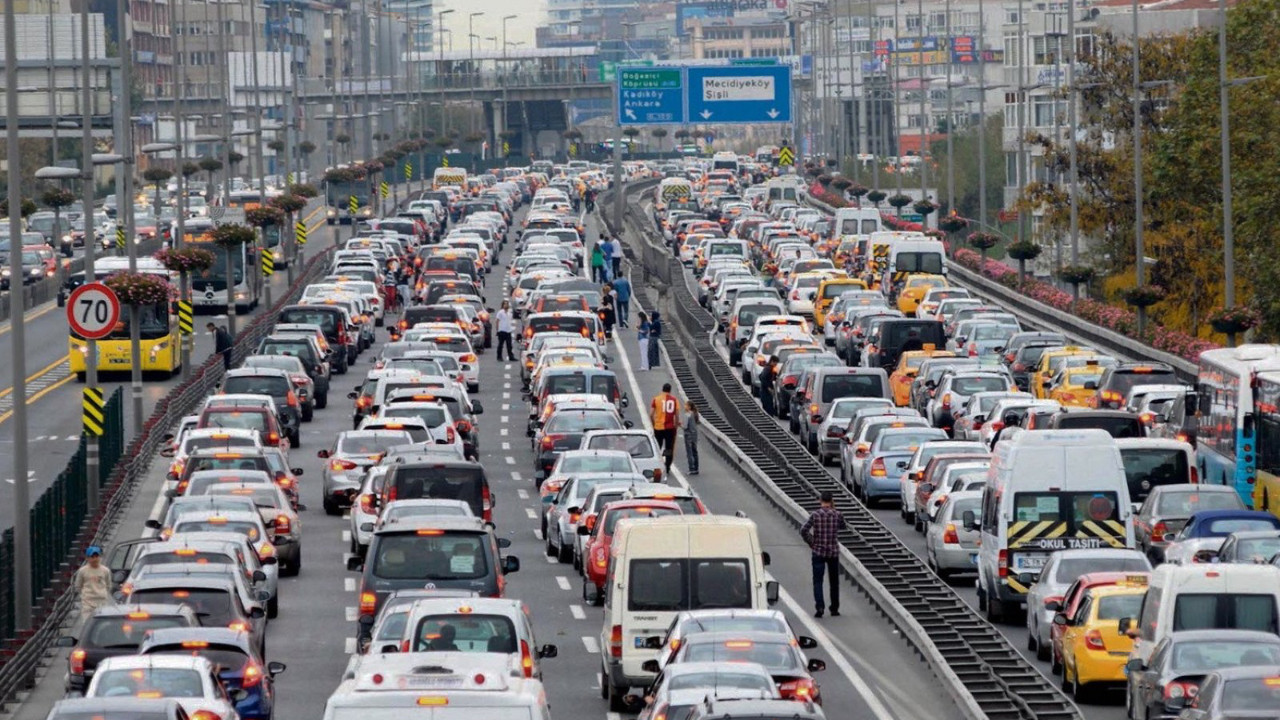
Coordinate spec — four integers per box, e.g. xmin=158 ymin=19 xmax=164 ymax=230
xmin=579 ymin=429 xmax=666 ymax=481
xmin=86 ymin=655 xmax=240 ymax=720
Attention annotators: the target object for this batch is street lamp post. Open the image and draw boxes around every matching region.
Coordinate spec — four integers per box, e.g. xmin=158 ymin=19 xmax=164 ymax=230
xmin=502 ymin=15 xmax=517 ymax=157
xmin=468 ymin=12 xmax=484 ymax=141
xmin=1132 ymin=0 xmax=1146 ymax=335
xmin=437 ymin=9 xmax=455 ymax=142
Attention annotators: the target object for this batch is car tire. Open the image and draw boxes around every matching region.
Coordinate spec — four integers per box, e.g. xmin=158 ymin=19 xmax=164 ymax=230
xmin=1051 ymin=649 xmax=1063 ymax=676
xmin=985 ymin=585 xmax=1005 ymax=623
xmin=290 ymin=430 xmax=301 ymax=448
xmin=1035 ymin=634 xmax=1050 ymax=662
xmin=806 ymin=432 xmax=817 ymax=454
xmin=268 ymin=595 xmax=279 ymax=619
xmin=544 ymin=533 xmax=556 ymax=558
xmin=323 ymin=497 xmax=340 ymax=516
xmin=557 ymin=534 xmax=573 ymax=564
xmin=316 ymin=393 xmax=328 ymax=410
xmin=302 ymin=405 xmax=314 ymax=422
xmin=599 ymin=671 xmax=610 ymax=700
xmin=913 ymin=514 xmax=924 ymax=533
xmin=607 ymin=682 xmax=630 ymax=713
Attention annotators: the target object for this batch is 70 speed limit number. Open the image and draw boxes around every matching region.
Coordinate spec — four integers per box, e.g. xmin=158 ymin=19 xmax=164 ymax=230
xmin=66 ymin=282 xmax=121 ymax=340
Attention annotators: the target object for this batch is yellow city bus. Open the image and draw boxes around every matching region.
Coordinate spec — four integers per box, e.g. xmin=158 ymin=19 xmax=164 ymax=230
xmin=68 ymin=257 xmax=181 ymax=379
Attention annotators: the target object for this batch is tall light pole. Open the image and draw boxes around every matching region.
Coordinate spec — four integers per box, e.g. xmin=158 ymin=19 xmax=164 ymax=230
xmin=1131 ymin=0 xmax=1146 ymax=335
xmin=437 ymin=9 xmax=455 ymax=142
xmin=945 ymin=0 xmax=955 ymax=214
xmin=502 ymin=15 xmax=517 ymax=157
xmin=977 ymin=0 xmax=987 ymax=227
xmin=5 ymin=0 xmax=31 ymax=632
xmin=468 ymin=12 xmax=484 ymax=139
xmin=1067 ymin=0 xmax=1081 ymax=276
xmin=1217 ymin=0 xmax=1235 ymax=343
xmin=81 ymin=0 xmax=103 ymax=502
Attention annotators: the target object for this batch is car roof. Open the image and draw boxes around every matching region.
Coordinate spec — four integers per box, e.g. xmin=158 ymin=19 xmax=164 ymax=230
xmin=374 ymin=516 xmax=488 ymax=534
xmin=142 ymin=626 xmax=254 ymax=648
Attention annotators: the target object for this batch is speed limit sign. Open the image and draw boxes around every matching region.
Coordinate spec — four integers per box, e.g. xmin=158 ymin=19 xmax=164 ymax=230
xmin=66 ymin=282 xmax=121 ymax=340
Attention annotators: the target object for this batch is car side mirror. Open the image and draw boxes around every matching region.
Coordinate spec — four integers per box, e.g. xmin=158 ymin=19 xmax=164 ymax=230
xmin=1193 ymin=549 xmax=1220 ymax=564
xmin=360 ymin=522 xmax=374 ymax=532
xmin=798 ymin=635 xmax=818 ymax=649
xmin=641 ymin=659 xmax=660 ymax=674
xmin=252 ymin=570 xmax=267 ymax=583
xmin=766 ymin=579 xmax=780 ymax=605
xmin=962 ymin=510 xmax=979 ymax=532
xmin=161 ymin=433 xmax=175 ymax=443
xmin=291 ymin=468 xmax=304 ymax=476
xmin=380 ymin=643 xmax=400 ymax=654
xmin=249 ymin=607 xmax=265 ymax=619
xmin=317 ymin=449 xmax=331 ymax=458
xmin=266 ymin=661 xmax=287 ymax=677
xmin=578 ymin=524 xmax=592 ymax=536
xmin=56 ymin=635 xmax=77 ymax=647
xmin=538 ymin=643 xmax=558 ymax=659
xmin=347 ymin=391 xmax=359 ymax=400
xmin=164 ymin=489 xmax=176 ymax=499
xmin=623 ymin=420 xmax=634 ymax=429
xmin=1118 ymin=617 xmax=1134 ymax=635
xmin=1053 ymin=613 xmax=1068 ymax=626
xmin=1125 ymin=658 xmax=1145 ymax=674
xmin=231 ymin=689 xmax=249 ymax=702
xmin=808 ymin=291 xmax=817 ymax=301
xmin=471 ymin=401 xmax=484 ymax=415
xmin=1045 ymin=599 xmax=1062 ymax=612
xmin=1016 ymin=572 xmax=1035 ymax=587
xmin=807 ymin=658 xmax=827 ymax=673
xmin=1042 ymin=380 xmax=1052 ymax=388
xmin=521 ymin=392 xmax=531 ymax=402
xmin=261 ymin=556 xmax=277 ymax=565
xmin=346 ymin=556 xmax=365 ymax=572
xmin=496 ymin=537 xmax=512 ymax=549
xmin=144 ymin=518 xmax=162 ymax=530
xmin=1162 ymin=532 xmax=1178 ymax=543
xmin=761 ymin=551 xmax=770 ymax=566
xmin=159 ymin=447 xmax=175 ymax=458
xmin=503 ymin=556 xmax=521 ymax=574
xmin=620 ymin=393 xmax=629 ymax=408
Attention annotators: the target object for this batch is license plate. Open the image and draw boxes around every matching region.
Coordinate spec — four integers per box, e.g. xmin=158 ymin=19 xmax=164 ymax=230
xmin=969 ymin=553 xmax=978 ymax=565
xmin=1013 ymin=554 xmax=1047 ymax=571
xmin=634 ymin=637 xmax=648 ymax=648
xmin=400 ymin=675 xmax=464 ymax=689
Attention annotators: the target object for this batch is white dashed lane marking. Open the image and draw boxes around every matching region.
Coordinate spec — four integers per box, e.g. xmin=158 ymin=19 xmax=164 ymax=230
xmin=344 ymin=578 xmax=356 ymax=592
xmin=570 ymin=604 xmax=586 ymax=620
xmin=555 ymin=576 xmax=572 ymax=591
xmin=525 ymin=507 xmax=537 ymax=519
xmin=344 ymin=606 xmax=357 ymax=622
xmin=582 ymin=636 xmax=600 ymax=654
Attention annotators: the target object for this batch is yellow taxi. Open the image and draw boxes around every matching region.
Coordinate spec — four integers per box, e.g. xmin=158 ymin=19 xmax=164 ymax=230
xmin=813 ymin=277 xmax=869 ymax=329
xmin=1030 ymin=346 xmax=1098 ymax=399
xmin=1046 ymin=361 xmax=1106 ymax=408
xmin=889 ymin=346 xmax=956 ymax=406
xmin=832 ymin=238 xmax=859 ymax=268
xmin=896 ymin=274 xmax=950 ymax=315
xmin=1059 ymin=576 xmax=1148 ymax=699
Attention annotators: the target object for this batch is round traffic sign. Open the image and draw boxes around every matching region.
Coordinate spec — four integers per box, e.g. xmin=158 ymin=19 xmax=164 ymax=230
xmin=67 ymin=282 xmax=121 ymax=340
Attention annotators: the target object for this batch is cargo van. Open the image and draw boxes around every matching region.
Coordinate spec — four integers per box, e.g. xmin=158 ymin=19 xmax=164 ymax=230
xmin=323 ymin=653 xmax=551 ymax=720
xmin=831 ymin=207 xmax=882 ymax=242
xmin=967 ymin=429 xmax=1133 ymax=623
xmin=599 ymin=515 xmax=778 ymax=712
xmin=863 ymin=231 xmax=927 ymax=274
xmin=433 ymin=167 xmax=467 ymax=190
xmin=886 ymin=238 xmax=947 ymax=279
xmin=1122 ymin=564 xmax=1280 ymax=664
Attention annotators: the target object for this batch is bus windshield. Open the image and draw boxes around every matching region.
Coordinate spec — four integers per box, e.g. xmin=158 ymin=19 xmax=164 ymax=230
xmin=192 ymin=244 xmax=245 ymax=289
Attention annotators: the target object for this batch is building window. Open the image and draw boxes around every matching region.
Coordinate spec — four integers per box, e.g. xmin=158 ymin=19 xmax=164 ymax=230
xmin=1003 ymin=34 xmax=1020 ymax=66
xmin=1032 ymin=97 xmax=1059 ymax=127
xmin=930 ymin=11 xmax=947 ymax=28
xmin=1006 ymin=10 xmax=1020 ymax=24
xmin=906 ymin=14 xmax=922 ymax=31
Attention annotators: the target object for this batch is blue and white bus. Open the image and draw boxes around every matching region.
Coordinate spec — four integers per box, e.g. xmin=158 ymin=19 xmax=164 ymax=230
xmin=1195 ymin=345 xmax=1280 ymax=506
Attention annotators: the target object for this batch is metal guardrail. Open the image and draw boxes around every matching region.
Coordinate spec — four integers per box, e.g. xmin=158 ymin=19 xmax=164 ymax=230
xmin=612 ymin=180 xmax=1084 ymax=720
xmin=802 ymin=194 xmax=1198 ymax=383
xmin=0 ymin=241 xmax=337 ymax=715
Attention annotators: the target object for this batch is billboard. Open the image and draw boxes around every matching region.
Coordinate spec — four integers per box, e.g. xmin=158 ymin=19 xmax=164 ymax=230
xmin=675 ymin=0 xmax=790 ymax=36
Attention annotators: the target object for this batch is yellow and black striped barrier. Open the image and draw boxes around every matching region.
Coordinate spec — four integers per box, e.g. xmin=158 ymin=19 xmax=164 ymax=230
xmin=115 ymin=227 xmax=126 ymax=250
xmin=261 ymin=250 xmax=275 ymax=277
xmin=177 ymin=301 xmax=193 ymax=335
xmin=442 ymin=156 xmax=450 ymax=168
xmin=778 ymin=146 xmax=795 ymax=166
xmin=380 ymin=181 xmax=389 ymax=199
xmin=295 ymin=221 xmax=307 ymax=246
xmin=349 ymin=195 xmax=358 ymax=214
xmin=83 ymin=387 xmax=105 ymax=436
xmin=404 ymin=162 xmax=412 ymax=181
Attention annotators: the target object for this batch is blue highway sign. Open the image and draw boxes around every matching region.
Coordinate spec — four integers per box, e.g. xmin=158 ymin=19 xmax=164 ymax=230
xmin=617 ymin=66 xmax=685 ymax=126
xmin=686 ymin=65 xmax=792 ymax=124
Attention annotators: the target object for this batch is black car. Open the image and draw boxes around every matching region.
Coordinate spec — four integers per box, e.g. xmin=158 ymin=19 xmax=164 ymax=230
xmin=56 ymin=603 xmax=200 ymax=693
xmin=256 ymin=335 xmax=330 ymax=407
xmin=346 ymin=517 xmax=518 ymax=618
xmin=864 ymin=319 xmax=946 ymax=370
xmin=380 ymin=456 xmax=491 ymax=523
xmin=276 ymin=305 xmax=354 ymax=373
xmin=123 ymin=576 xmax=267 ymax=659
xmin=1095 ymin=361 xmax=1179 ymax=410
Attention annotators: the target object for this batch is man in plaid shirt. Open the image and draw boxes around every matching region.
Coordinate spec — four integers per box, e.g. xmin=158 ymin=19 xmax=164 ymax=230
xmin=800 ymin=490 xmax=846 ymax=617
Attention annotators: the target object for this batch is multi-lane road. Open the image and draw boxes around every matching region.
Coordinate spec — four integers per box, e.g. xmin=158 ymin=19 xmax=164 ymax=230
xmin=12 ymin=200 xmax=966 ymax=720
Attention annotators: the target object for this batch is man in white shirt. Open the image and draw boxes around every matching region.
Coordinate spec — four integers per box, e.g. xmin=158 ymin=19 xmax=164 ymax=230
xmin=495 ymin=300 xmax=516 ymax=361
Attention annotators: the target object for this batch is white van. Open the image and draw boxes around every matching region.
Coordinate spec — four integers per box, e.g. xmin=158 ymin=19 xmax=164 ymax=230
xmin=886 ymin=238 xmax=947 ymax=278
xmin=711 ymin=151 xmax=740 ymax=174
xmin=831 ymin=207 xmax=882 ymax=241
xmin=598 ymin=515 xmax=778 ymax=711
xmin=434 ymin=167 xmax=467 ymax=190
xmin=323 ymin=653 xmax=551 ymax=720
xmin=863 ymin=231 xmax=927 ymax=275
xmin=1124 ymin=563 xmax=1280 ymax=664
xmin=968 ymin=429 xmax=1134 ymax=623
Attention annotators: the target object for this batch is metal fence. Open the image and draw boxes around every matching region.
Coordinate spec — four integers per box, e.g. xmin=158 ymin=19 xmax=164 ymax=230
xmin=0 ymin=241 xmax=337 ymax=714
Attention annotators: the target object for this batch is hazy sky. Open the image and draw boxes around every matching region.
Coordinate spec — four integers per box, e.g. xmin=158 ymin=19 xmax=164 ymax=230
xmin=438 ymin=0 xmax=542 ymax=52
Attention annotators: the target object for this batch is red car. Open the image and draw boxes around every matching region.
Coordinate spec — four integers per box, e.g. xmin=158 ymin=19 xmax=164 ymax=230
xmin=581 ymin=499 xmax=682 ymax=605
xmin=1048 ymin=572 xmax=1137 ymax=674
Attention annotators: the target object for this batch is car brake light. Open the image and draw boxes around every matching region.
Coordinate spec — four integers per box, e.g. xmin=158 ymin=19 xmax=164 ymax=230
xmin=1165 ymin=680 xmax=1199 ymax=700
xmin=330 ymin=458 xmax=357 ymax=471
xmin=520 ymin=640 xmax=534 ymax=678
xmin=275 ymin=515 xmax=291 ymax=534
xmin=482 ymin=484 xmax=492 ymax=522
xmin=1189 ymin=466 xmax=1198 ymax=483
xmin=1084 ymin=629 xmax=1106 ymax=651
xmin=241 ymin=662 xmax=264 ymax=687
xmin=455 ymin=419 xmax=472 ymax=435
xmin=541 ymin=433 xmax=564 ymax=450
xmin=1153 ymin=521 xmax=1168 ymax=540
xmin=267 ymin=432 xmax=280 ymax=446
xmin=360 ymin=589 xmax=377 ymax=616
xmin=998 ymin=549 xmax=1008 ymax=578
xmin=610 ymin=625 xmax=623 ymax=658
xmin=778 ymin=678 xmax=817 ymax=701
xmin=943 ymin=524 xmax=959 ymax=544
xmin=286 ymin=391 xmax=298 ymax=408
xmin=70 ymin=649 xmax=86 ymax=674
xmin=869 ymin=458 xmax=886 ymax=477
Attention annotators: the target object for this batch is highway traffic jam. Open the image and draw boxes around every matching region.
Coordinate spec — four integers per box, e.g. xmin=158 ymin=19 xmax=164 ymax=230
xmin=32 ymin=153 xmax=1280 ymax=720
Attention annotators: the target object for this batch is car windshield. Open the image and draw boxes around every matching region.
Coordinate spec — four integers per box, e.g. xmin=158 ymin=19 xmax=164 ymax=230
xmin=1173 ymin=594 xmax=1279 ymax=633
xmin=588 ymin=435 xmax=654 ymax=458
xmin=881 ymin=431 xmax=939 ymax=451
xmin=182 ymin=436 xmax=256 ymax=454
xmin=821 ymin=375 xmax=884 ymax=402
xmin=135 ymin=551 xmax=233 ymax=569
xmin=951 ymin=377 xmax=1009 ymax=395
xmin=1055 ymin=556 xmax=1150 ymax=583
xmin=972 ymin=325 xmax=1014 ymax=342
xmin=202 ymin=412 xmax=267 ymax=432
xmin=1222 ymin=677 xmax=1280 ymax=710
xmin=603 ymin=506 xmax=680 ymax=534
xmin=383 ymin=504 xmax=472 ymax=523
xmin=1204 ymin=518 xmax=1280 ymax=536
xmin=223 ymin=377 xmax=288 ymax=397
xmin=1235 ymin=537 xmax=1280 ymax=562
xmin=1122 ymin=449 xmax=1189 ymax=501
xmin=84 ymin=616 xmax=188 ymax=649
xmin=1170 ymin=640 xmax=1280 ymax=672
xmin=92 ymin=667 xmax=205 ymax=698
xmin=146 ymin=646 xmax=248 ymax=672
xmin=559 ymin=455 xmax=633 ymax=474
xmin=207 ymin=486 xmax=280 ymax=508
xmin=1157 ymin=491 xmax=1243 ymax=516
xmin=129 ymin=589 xmax=235 ymax=626
xmin=339 ymin=434 xmax=410 ymax=455
xmin=173 ymin=520 xmax=261 ymax=542
xmin=668 ymin=671 xmax=775 ymax=692
xmin=411 ymin=614 xmax=517 ymax=653
xmin=682 ymin=640 xmax=801 ymax=672
xmin=1096 ymin=593 xmax=1144 ymax=620
xmin=372 ymin=532 xmax=489 ymax=580
xmin=628 ymin=559 xmax=751 ymax=611
xmin=381 ymin=406 xmax=449 ymax=427
xmin=547 ymin=411 xmax=620 ymax=433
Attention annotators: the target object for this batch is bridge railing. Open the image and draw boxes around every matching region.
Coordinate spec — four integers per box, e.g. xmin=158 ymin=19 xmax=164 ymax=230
xmin=300 ymin=69 xmax=608 ymax=98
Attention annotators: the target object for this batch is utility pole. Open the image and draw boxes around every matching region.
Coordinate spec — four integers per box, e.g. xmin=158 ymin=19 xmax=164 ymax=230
xmin=82 ymin=0 xmax=102 ymax=503
xmin=917 ymin=0 xmax=928 ymax=203
xmin=5 ymin=0 xmax=32 ymax=632
xmin=1217 ymin=0 xmax=1236 ymax=341
xmin=117 ymin=0 xmax=144 ymax=431
xmin=174 ymin=0 xmax=191 ymax=378
xmin=248 ymin=0 xmax=268 ymax=308
xmin=977 ymin=0 xmax=987 ymax=228
xmin=945 ymin=0 xmax=955 ymax=214
xmin=867 ymin=0 xmax=879 ymax=192
xmin=1131 ymin=0 xmax=1146 ymax=335
xmin=278 ymin=1 xmax=295 ymax=283
xmin=892 ymin=0 xmax=902 ymax=204
xmin=216 ymin=0 xmax=235 ymax=336
xmin=1067 ymin=0 xmax=1080 ymax=270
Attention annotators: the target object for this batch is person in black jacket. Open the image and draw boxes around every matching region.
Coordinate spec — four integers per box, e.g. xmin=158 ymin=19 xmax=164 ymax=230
xmin=207 ymin=322 xmax=233 ymax=369
xmin=760 ymin=355 xmax=780 ymax=415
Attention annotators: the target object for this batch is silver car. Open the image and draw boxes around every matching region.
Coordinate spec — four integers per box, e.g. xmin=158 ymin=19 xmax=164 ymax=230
xmin=545 ymin=472 xmax=646 ymax=563
xmin=579 ymin=429 xmax=665 ymax=481
xmin=318 ymin=429 xmax=413 ymax=515
xmin=349 ymin=465 xmax=389 ymax=558
xmin=924 ymin=491 xmax=983 ymax=579
xmin=814 ymin=397 xmax=894 ymax=466
xmin=1023 ymin=548 xmax=1151 ymax=661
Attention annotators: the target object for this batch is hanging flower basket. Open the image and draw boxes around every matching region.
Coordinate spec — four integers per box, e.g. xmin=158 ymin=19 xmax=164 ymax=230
xmin=269 ymin=194 xmax=307 ymax=214
xmin=887 ymin=194 xmax=913 ymax=209
xmin=1006 ymin=240 xmax=1043 ymax=261
xmin=1058 ymin=264 xmax=1095 ymax=286
xmin=817 ymin=174 xmax=834 ymax=188
xmin=938 ymin=215 xmax=968 ymax=233
xmin=913 ymin=199 xmax=938 ymax=217
xmin=104 ymin=271 xmax=173 ymax=306
xmin=288 ymin=183 xmax=319 ymax=199
xmin=1208 ymin=306 xmax=1261 ymax=335
xmin=849 ymin=184 xmax=870 ymax=198
xmin=209 ymin=224 xmax=256 ymax=248
xmin=324 ymin=167 xmax=364 ymax=183
xmin=246 ymin=206 xmax=285 ymax=228
xmin=924 ymin=229 xmax=946 ymax=240
xmin=154 ymin=246 xmax=215 ymax=274
xmin=1121 ymin=285 xmax=1167 ymax=309
xmin=967 ymin=231 xmax=1000 ymax=252
xmin=361 ymin=160 xmax=385 ymax=174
